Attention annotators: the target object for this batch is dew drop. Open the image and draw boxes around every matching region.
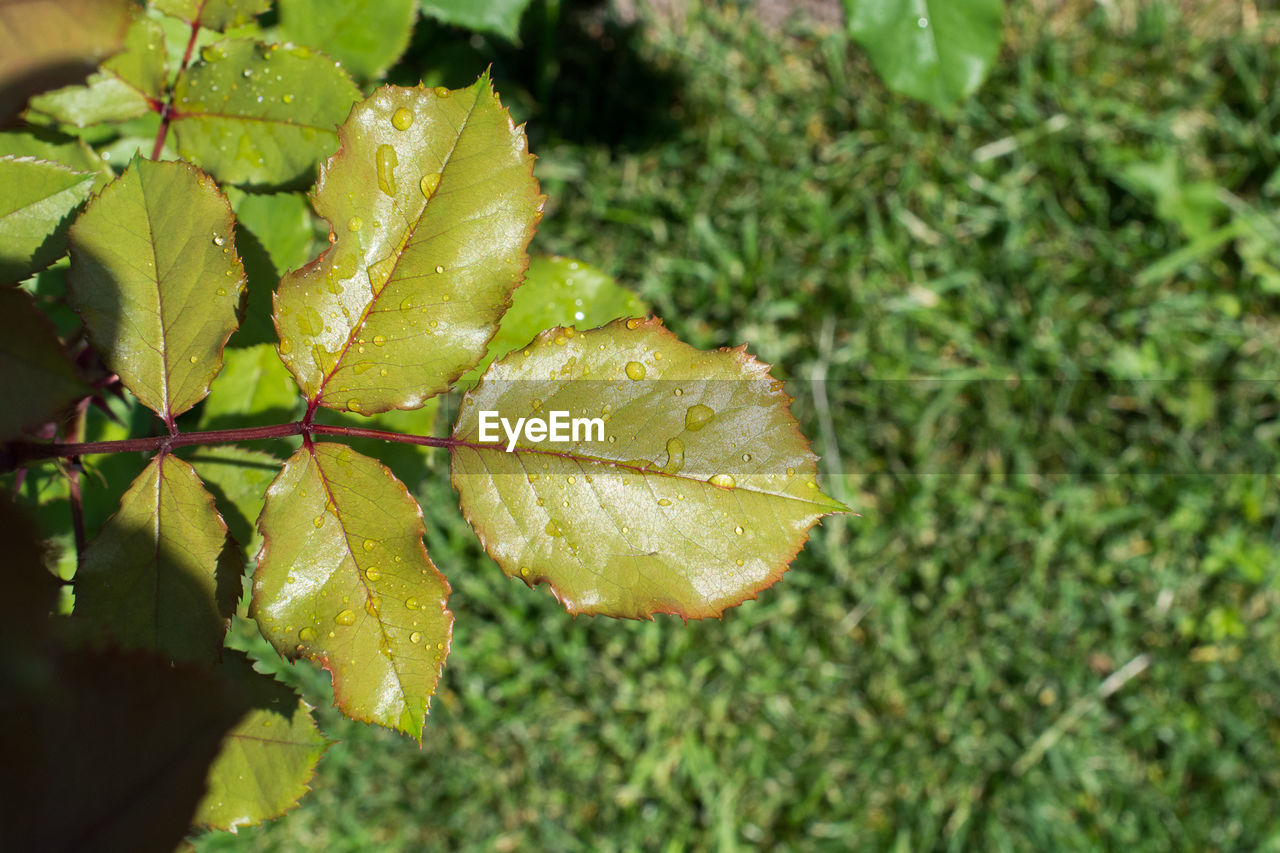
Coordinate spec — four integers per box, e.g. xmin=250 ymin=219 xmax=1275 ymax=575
xmin=212 ymin=234 xmax=225 ymax=246
xmin=434 ymin=264 xmax=445 ymax=274
xmin=347 ymin=216 xmax=362 ymax=232
xmin=625 ymin=361 xmax=646 ymax=380
xmin=392 ymin=107 xmax=414 ymax=130
xmin=786 ymin=467 xmax=796 ymax=477
xmin=734 ymin=525 xmax=744 ymax=535
xmin=420 ymin=172 xmax=441 ymax=198
xmin=313 ymin=515 xmax=324 ymax=528
xmin=520 ymin=566 xmax=530 ymax=577
xmin=709 ymin=473 xmax=736 ymax=489
xmin=363 ymin=538 xmax=376 ymax=551
xmin=684 ymin=404 xmax=714 ymax=431
xmin=367 ymin=254 xmax=396 ymax=294
xmin=365 ymin=566 xmax=381 ymax=581
xmin=736 ymin=558 xmax=745 ymax=566
xmin=347 ymin=398 xmax=362 ymax=413
xmin=664 ymin=437 xmax=685 ymax=474
xmin=400 ymin=297 xmax=415 ymax=314
xmin=917 ymin=16 xmax=928 ymax=28
xmin=545 ymin=520 xmax=562 ymax=537
xmin=567 ymin=475 xmax=576 ymax=484
xmin=283 ymin=93 xmax=294 ymax=103
xmin=365 ymin=596 xmax=381 ymax=616
xmin=658 ymin=498 xmax=672 ymax=506
xmin=554 ymin=334 xmax=567 ymax=346
xmin=335 ymin=609 xmax=356 ymax=626
xmin=674 ymin=388 xmax=684 ymax=397
xmin=625 ymin=318 xmax=642 ymax=330
xmin=299 ymin=626 xmax=317 ymax=642
xmin=410 ymin=630 xmax=422 ymax=644
xmin=189 ymin=355 xmax=198 ymax=363
xmin=742 ymin=453 xmax=752 ymax=462
xmin=373 ymin=334 xmax=386 ymax=346
xmin=434 ymin=86 xmax=450 ymax=98
xmin=375 ymin=144 xmax=398 ymax=196
xmin=406 ymin=596 xmax=419 ymax=610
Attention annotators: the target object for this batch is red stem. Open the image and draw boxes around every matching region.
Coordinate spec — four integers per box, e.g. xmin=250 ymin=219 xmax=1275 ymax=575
xmin=151 ymin=20 xmax=201 ymax=160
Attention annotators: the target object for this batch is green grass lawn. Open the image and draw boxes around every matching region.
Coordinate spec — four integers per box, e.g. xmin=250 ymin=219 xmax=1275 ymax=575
xmin=196 ymin=3 xmax=1280 ymax=850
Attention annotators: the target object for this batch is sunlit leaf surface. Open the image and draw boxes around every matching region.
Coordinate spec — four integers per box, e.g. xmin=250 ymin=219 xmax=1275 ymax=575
xmin=274 ymin=74 xmax=542 ymax=413
xmin=451 ymin=318 xmax=846 ymax=619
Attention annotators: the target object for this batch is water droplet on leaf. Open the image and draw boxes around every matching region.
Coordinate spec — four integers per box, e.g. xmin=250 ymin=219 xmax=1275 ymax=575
xmin=684 ymin=404 xmax=714 ymax=431
xmin=335 ymin=609 xmax=355 ymax=625
xmin=375 ymin=144 xmax=398 ymax=196
xmin=709 ymin=473 xmax=736 ymax=489
xmin=625 ymin=361 xmax=646 ymax=380
xmin=392 ymin=107 xmax=414 ymax=130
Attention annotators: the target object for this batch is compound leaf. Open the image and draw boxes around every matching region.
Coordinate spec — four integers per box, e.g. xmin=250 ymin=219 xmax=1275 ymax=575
xmin=459 ymin=254 xmax=648 ymax=387
xmin=0 ymin=155 xmax=96 ymax=282
xmin=74 ymin=453 xmax=241 ymax=663
xmin=274 ymin=74 xmax=542 ymax=413
xmin=0 ymin=288 xmax=85 ymax=439
xmin=172 ymin=40 xmax=360 ymax=187
xmin=278 ymin=0 xmax=418 ymax=82
xmin=451 ymin=318 xmax=846 ymax=619
xmin=252 ymin=442 xmax=452 ymax=739
xmin=153 ymin=0 xmax=272 ymax=32
xmin=419 ymin=0 xmax=532 ymax=43
xmin=68 ymin=156 xmax=245 ymax=422
xmin=843 ymin=0 xmax=1003 ymax=109
xmin=193 ymin=653 xmax=328 ymax=832
xmin=27 ymin=15 xmax=166 ymax=127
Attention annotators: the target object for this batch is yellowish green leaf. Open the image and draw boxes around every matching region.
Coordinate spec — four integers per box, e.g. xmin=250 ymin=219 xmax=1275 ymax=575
xmin=194 ymin=653 xmax=328 ymax=832
xmin=274 ymin=73 xmax=543 ymax=413
xmin=67 ymin=156 xmax=245 ymax=422
xmin=451 ymin=318 xmax=846 ymax=619
xmin=75 ymin=453 xmax=241 ymax=662
xmin=278 ymin=0 xmax=418 ymax=81
xmin=252 ymin=443 xmax=452 ymax=738
xmin=0 ymin=155 xmax=95 ymax=283
xmin=171 ymin=40 xmax=360 ymax=187
xmin=27 ymin=15 xmax=166 ymax=126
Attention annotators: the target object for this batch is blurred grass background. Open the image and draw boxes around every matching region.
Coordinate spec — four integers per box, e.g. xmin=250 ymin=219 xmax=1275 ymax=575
xmin=198 ymin=1 xmax=1280 ymax=849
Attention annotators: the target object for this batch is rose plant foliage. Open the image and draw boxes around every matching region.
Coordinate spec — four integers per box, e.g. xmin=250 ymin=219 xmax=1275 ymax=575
xmin=0 ymin=0 xmax=844 ymax=848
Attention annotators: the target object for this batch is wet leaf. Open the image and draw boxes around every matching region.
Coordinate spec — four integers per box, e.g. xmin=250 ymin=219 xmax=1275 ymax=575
xmin=459 ymin=254 xmax=648 ymax=387
xmin=171 ymin=40 xmax=360 ymax=187
xmin=278 ymin=0 xmax=418 ymax=82
xmin=152 ymin=0 xmax=272 ymax=32
xmin=274 ymin=73 xmax=542 ymax=413
xmin=419 ymin=0 xmax=533 ymax=43
xmin=451 ymin=318 xmax=846 ymax=619
xmin=252 ymin=443 xmax=452 ymax=738
xmin=0 ymin=155 xmax=96 ymax=283
xmin=74 ymin=453 xmax=241 ymax=663
xmin=67 ymin=156 xmax=245 ymax=422
xmin=0 ymin=288 xmax=85 ymax=438
xmin=193 ymin=653 xmax=328 ymax=832
xmin=0 ymin=0 xmax=133 ymax=123
xmin=27 ymin=15 xmax=166 ymax=126
xmin=843 ymin=0 xmax=1003 ymax=109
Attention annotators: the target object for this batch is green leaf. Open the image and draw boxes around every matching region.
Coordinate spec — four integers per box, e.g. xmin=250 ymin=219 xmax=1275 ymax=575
xmin=152 ymin=0 xmax=272 ymax=31
xmin=419 ymin=0 xmax=532 ymax=43
xmin=27 ymin=15 xmax=166 ymax=127
xmin=0 ymin=0 xmax=133 ymax=123
xmin=229 ymin=189 xmax=325 ymax=275
xmin=274 ymin=74 xmax=542 ymax=413
xmin=0 ymin=156 xmax=96 ymax=283
xmin=193 ymin=653 xmax=328 ymax=831
xmin=0 ymin=288 xmax=84 ymax=439
xmin=186 ymin=445 xmax=283 ymax=566
xmin=450 ymin=318 xmax=846 ymax=619
xmin=459 ymin=254 xmax=648 ymax=387
xmin=171 ymin=40 xmax=360 ymax=187
xmin=199 ymin=343 xmax=306 ymax=429
xmin=278 ymin=0 xmax=418 ymax=81
xmin=0 ymin=129 xmax=113 ymax=187
xmin=252 ymin=443 xmax=452 ymax=738
xmin=843 ymin=0 xmax=1003 ymax=109
xmin=67 ymin=156 xmax=246 ymax=422
xmin=74 ymin=453 xmax=241 ymax=662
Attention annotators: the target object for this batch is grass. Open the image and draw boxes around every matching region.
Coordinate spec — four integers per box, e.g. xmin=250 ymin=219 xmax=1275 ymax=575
xmin=194 ymin=3 xmax=1280 ymax=850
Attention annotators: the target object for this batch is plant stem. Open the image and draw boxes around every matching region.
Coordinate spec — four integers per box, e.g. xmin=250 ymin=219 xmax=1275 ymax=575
xmin=3 ymin=421 xmax=457 ymax=470
xmin=151 ymin=20 xmax=201 ymax=160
